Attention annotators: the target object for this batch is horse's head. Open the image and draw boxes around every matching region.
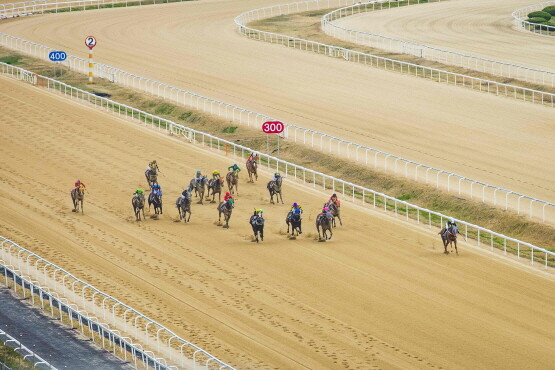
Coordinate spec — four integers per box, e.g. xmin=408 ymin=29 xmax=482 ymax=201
xmin=292 ymin=213 xmax=301 ymax=222
xmin=255 ymin=216 xmax=264 ymax=226
xmin=78 ymin=184 xmax=85 ymax=194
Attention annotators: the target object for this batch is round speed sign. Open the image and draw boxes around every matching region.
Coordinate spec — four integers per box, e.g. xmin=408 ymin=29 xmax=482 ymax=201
xmin=85 ymin=36 xmax=97 ymax=49
xmin=262 ymin=121 xmax=284 ymax=134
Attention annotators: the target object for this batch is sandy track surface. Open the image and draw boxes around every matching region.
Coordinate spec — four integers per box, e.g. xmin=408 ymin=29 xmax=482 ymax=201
xmin=0 ymin=0 xmax=553 ymax=204
xmin=335 ymin=0 xmax=555 ymax=72
xmin=2 ymin=76 xmax=555 ymax=368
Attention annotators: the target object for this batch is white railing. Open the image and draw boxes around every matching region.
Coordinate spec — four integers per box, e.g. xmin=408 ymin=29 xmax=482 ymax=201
xmin=0 ymin=0 xmax=185 ymax=19
xmin=0 ymin=329 xmax=56 ymax=369
xmin=0 ymin=234 xmax=235 ymax=370
xmin=512 ymin=1 xmax=555 ymax=36
xmin=322 ymin=1 xmax=555 ymax=87
xmin=0 ymin=29 xmax=552 ymax=224
xmin=3 ymin=64 xmax=553 ymax=269
xmin=234 ymin=0 xmax=555 ymax=108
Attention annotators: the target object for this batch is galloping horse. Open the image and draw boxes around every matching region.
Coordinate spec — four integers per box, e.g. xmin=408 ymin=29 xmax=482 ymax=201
xmin=176 ymin=195 xmax=192 ymax=223
xmin=326 ymin=200 xmax=342 ymax=227
xmin=145 ymin=168 xmax=158 ymax=188
xmin=267 ymin=176 xmax=284 ymax=204
xmin=246 ymin=155 xmax=259 ymax=183
xmin=440 ymin=226 xmax=459 ymax=255
xmin=189 ymin=176 xmax=207 ymax=204
xmin=71 ymin=185 xmax=85 ymax=214
xmin=316 ymin=213 xmax=333 ymax=241
xmin=226 ymin=171 xmax=239 ymax=195
xmin=206 ymin=178 xmax=224 ymax=203
xmin=217 ymin=199 xmax=234 ymax=228
xmin=250 ymin=212 xmax=264 ymax=243
xmin=132 ymin=193 xmax=145 ymax=221
xmin=286 ymin=211 xmax=302 ymax=237
xmin=148 ymin=191 xmax=163 ymax=215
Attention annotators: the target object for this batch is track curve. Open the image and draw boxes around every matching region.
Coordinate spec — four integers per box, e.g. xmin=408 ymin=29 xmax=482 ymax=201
xmin=334 ymin=0 xmax=555 ymax=71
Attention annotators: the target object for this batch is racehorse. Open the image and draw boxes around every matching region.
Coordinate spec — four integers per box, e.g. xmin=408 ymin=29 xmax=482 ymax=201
xmin=226 ymin=171 xmax=239 ymax=195
xmin=217 ymin=199 xmax=233 ymax=228
xmin=267 ymin=176 xmax=284 ymax=204
xmin=440 ymin=226 xmax=459 ymax=255
xmin=148 ymin=191 xmax=163 ymax=215
xmin=145 ymin=168 xmax=158 ymax=188
xmin=286 ymin=211 xmax=302 ymax=237
xmin=326 ymin=200 xmax=342 ymax=227
xmin=71 ymin=185 xmax=85 ymax=214
xmin=316 ymin=213 xmax=333 ymax=241
xmin=246 ymin=156 xmax=259 ymax=183
xmin=206 ymin=178 xmax=224 ymax=203
xmin=132 ymin=193 xmax=145 ymax=221
xmin=189 ymin=176 xmax=207 ymax=204
xmin=176 ymin=194 xmax=191 ymax=223
xmin=250 ymin=213 xmax=264 ymax=243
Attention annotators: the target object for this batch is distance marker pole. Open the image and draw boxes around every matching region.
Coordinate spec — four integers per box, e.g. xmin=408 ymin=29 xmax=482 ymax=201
xmin=88 ymin=48 xmax=93 ymax=84
xmin=84 ymin=36 xmax=97 ymax=84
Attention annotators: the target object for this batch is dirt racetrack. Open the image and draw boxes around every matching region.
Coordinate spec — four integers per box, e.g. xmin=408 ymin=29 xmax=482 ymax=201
xmin=0 ymin=0 xmax=553 ymax=205
xmin=2 ymin=75 xmax=555 ymax=368
xmin=335 ymin=0 xmax=555 ymax=72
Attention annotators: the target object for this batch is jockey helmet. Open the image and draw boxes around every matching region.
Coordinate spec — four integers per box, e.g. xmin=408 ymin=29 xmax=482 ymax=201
xmin=293 ymin=202 xmax=298 ymax=207
xmin=332 ymin=193 xmax=337 ymax=197
xmin=324 ymin=207 xmax=329 ymax=211
xmin=197 ymin=170 xmax=201 ymax=174
xmin=152 ymin=160 xmax=156 ymax=163
xmin=226 ymin=192 xmax=230 ymax=196
xmin=450 ymin=218 xmax=455 ymax=223
xmin=76 ymin=180 xmax=80 ymax=183
xmin=275 ymin=172 xmax=280 ymax=177
xmin=137 ymin=189 xmax=143 ymax=194
xmin=257 ymin=209 xmax=263 ymax=213
xmin=213 ymin=170 xmax=219 ymax=175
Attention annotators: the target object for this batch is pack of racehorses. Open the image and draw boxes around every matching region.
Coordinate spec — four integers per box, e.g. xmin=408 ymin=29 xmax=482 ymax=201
xmin=72 ymin=159 xmax=462 ymax=252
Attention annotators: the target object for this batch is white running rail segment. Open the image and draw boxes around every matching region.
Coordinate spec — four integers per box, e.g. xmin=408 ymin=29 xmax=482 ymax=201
xmin=512 ymin=1 xmax=555 ymax=36
xmin=322 ymin=1 xmax=555 ymax=87
xmin=2 ymin=63 xmax=553 ymax=269
xmin=0 ymin=26 xmax=552 ymax=223
xmin=0 ymin=329 xmax=56 ymax=369
xmin=0 ymin=0 xmax=183 ymax=19
xmin=0 ymin=234 xmax=235 ymax=370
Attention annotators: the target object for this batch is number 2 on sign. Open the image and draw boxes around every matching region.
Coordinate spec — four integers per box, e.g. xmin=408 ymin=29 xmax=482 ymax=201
xmin=85 ymin=36 xmax=97 ymax=49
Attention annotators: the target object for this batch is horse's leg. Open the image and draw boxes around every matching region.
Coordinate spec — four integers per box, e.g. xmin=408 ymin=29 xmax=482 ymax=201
xmin=279 ymin=191 xmax=284 ymax=204
xmin=338 ymin=214 xmax=342 ymax=226
xmin=260 ymin=226 xmax=264 ymax=241
xmin=80 ymin=199 xmax=84 ymax=215
xmin=235 ymin=179 xmax=239 ymax=196
xmin=454 ymin=239 xmax=458 ymax=255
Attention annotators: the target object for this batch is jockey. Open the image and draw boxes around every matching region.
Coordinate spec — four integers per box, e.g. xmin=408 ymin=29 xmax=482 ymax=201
xmin=329 ymin=193 xmax=340 ymax=207
xmin=228 ymin=164 xmax=241 ymax=174
xmin=272 ymin=172 xmax=281 ymax=182
xmin=441 ymin=219 xmax=458 ymax=236
xmin=151 ymin=184 xmax=162 ymax=198
xmin=74 ymin=180 xmax=86 ymax=189
xmin=178 ymin=189 xmax=190 ymax=205
xmin=290 ymin=202 xmax=302 ymax=214
xmin=212 ymin=170 xmax=221 ymax=180
xmin=256 ymin=209 xmax=264 ymax=217
xmin=195 ymin=170 xmax=202 ymax=181
xmin=224 ymin=192 xmax=233 ymax=202
xmin=246 ymin=152 xmax=257 ymax=165
xmin=147 ymin=160 xmax=159 ymax=173
xmin=319 ymin=206 xmax=332 ymax=218
xmin=133 ymin=189 xmax=143 ymax=197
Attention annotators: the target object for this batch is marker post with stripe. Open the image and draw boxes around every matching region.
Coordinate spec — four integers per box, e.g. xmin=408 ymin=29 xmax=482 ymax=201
xmin=84 ymin=36 xmax=96 ymax=83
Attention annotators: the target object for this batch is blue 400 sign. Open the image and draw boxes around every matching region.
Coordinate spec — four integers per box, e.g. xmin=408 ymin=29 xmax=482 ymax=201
xmin=48 ymin=51 xmax=67 ymax=62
